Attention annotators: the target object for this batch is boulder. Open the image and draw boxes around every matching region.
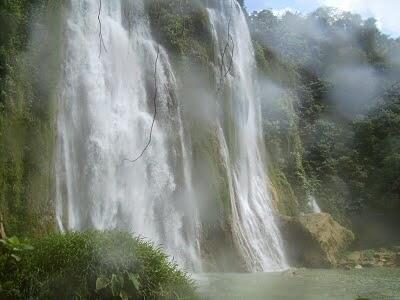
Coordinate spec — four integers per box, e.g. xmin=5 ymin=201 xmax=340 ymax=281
xmin=277 ymin=213 xmax=355 ymax=268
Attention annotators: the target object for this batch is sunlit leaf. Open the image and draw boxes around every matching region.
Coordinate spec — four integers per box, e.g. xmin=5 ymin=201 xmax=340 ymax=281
xmin=120 ymin=290 xmax=129 ymax=300
xmin=8 ymin=236 xmax=20 ymax=245
xmin=111 ymin=274 xmax=124 ymax=296
xmin=11 ymin=254 xmax=21 ymax=262
xmin=96 ymin=276 xmax=109 ymax=291
xmin=128 ymin=273 xmax=141 ymax=291
xmin=21 ymin=244 xmax=34 ymax=251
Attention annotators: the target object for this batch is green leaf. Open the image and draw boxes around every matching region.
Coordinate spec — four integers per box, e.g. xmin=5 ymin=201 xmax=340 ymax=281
xmin=2 ymin=236 xmax=33 ymax=252
xmin=96 ymin=276 xmax=109 ymax=291
xmin=111 ymin=274 xmax=124 ymax=296
xmin=128 ymin=273 xmax=141 ymax=291
xmin=173 ymin=291 xmax=181 ymax=300
xmin=119 ymin=290 xmax=129 ymax=300
xmin=7 ymin=236 xmax=20 ymax=246
xmin=11 ymin=254 xmax=21 ymax=262
xmin=0 ymin=239 xmax=12 ymax=250
xmin=20 ymin=244 xmax=34 ymax=251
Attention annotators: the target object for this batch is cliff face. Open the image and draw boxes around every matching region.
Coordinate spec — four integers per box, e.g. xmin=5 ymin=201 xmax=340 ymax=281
xmin=0 ymin=2 xmax=356 ymax=235
xmin=150 ymin=1 xmax=400 ymax=266
xmin=0 ymin=1 xmax=65 ymax=236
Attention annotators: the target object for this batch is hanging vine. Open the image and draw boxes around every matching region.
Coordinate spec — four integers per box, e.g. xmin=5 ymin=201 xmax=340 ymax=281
xmin=98 ymin=0 xmax=107 ymax=58
xmin=123 ymin=3 xmax=162 ymax=163
xmin=95 ymin=0 xmax=162 ymax=163
xmin=123 ymin=45 xmax=160 ymax=163
xmin=217 ymin=0 xmax=235 ymax=93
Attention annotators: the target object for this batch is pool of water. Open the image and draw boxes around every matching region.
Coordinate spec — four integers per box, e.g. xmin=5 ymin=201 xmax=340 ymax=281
xmin=195 ymin=268 xmax=400 ymax=299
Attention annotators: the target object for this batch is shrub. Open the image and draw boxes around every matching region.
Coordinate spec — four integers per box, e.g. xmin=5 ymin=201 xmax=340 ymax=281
xmin=146 ymin=0 xmax=213 ymax=65
xmin=0 ymin=231 xmax=197 ymax=299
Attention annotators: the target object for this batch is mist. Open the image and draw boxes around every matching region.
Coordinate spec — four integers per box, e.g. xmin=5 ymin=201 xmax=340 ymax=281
xmin=0 ymin=0 xmax=399 ymax=299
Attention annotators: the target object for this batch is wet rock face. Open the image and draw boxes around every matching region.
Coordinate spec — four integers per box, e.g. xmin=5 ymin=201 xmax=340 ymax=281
xmin=277 ymin=213 xmax=355 ymax=268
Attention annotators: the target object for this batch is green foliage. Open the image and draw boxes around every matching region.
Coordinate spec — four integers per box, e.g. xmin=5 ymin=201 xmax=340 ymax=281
xmin=146 ymin=0 xmax=213 ymax=66
xmin=250 ymin=7 xmax=400 ymax=220
xmin=0 ymin=236 xmax=34 ymax=253
xmin=268 ymin=167 xmax=298 ymax=216
xmin=261 ymin=89 xmax=309 ymax=213
xmin=0 ymin=231 xmax=197 ymax=299
xmin=352 ymin=91 xmax=400 ymax=211
xmin=0 ymin=236 xmax=33 ymax=298
xmin=0 ymin=0 xmax=61 ymax=236
xmin=253 ymin=41 xmax=299 ymax=86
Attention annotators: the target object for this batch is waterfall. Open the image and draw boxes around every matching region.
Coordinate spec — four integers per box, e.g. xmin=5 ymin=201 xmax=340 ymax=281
xmin=56 ymin=0 xmax=287 ymax=272
xmin=308 ymin=195 xmax=322 ymax=213
xmin=55 ymin=0 xmax=202 ymax=270
xmin=206 ymin=1 xmax=287 ymax=271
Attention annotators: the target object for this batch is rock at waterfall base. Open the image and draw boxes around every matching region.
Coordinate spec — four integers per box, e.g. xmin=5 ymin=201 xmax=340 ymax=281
xmin=277 ymin=213 xmax=355 ymax=268
xmin=338 ymin=248 xmax=400 ymax=268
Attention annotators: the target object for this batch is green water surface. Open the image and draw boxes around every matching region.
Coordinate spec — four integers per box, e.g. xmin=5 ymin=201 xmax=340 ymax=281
xmin=196 ymin=268 xmax=400 ymax=299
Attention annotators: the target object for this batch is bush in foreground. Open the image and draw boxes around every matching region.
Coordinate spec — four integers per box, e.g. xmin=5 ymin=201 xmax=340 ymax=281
xmin=0 ymin=230 xmax=197 ymax=299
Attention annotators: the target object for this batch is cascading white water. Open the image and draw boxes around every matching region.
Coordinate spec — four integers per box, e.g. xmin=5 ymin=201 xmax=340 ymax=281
xmin=308 ymin=195 xmax=322 ymax=213
xmin=206 ymin=1 xmax=287 ymax=271
xmin=56 ymin=0 xmax=287 ymax=272
xmin=56 ymin=0 xmax=202 ymax=270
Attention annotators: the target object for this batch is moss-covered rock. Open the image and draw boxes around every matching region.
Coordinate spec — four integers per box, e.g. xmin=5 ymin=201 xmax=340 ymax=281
xmin=339 ymin=248 xmax=400 ymax=269
xmin=0 ymin=0 xmax=63 ymax=236
xmin=146 ymin=0 xmax=214 ymax=67
xmin=278 ymin=213 xmax=354 ymax=268
xmin=268 ymin=168 xmax=299 ymax=217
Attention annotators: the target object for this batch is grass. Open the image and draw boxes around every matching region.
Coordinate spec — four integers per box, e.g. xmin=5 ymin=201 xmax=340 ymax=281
xmin=0 ymin=230 xmax=197 ymax=299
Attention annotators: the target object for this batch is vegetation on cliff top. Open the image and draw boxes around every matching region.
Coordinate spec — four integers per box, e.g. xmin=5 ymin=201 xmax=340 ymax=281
xmin=250 ymin=7 xmax=400 ymax=223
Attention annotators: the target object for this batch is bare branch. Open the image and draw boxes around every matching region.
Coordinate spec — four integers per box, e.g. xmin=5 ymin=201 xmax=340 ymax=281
xmin=122 ymin=3 xmax=164 ymax=164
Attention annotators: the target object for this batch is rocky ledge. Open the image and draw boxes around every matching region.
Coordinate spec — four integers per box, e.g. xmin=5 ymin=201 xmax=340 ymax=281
xmin=338 ymin=247 xmax=400 ymax=269
xmin=277 ymin=213 xmax=355 ymax=268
